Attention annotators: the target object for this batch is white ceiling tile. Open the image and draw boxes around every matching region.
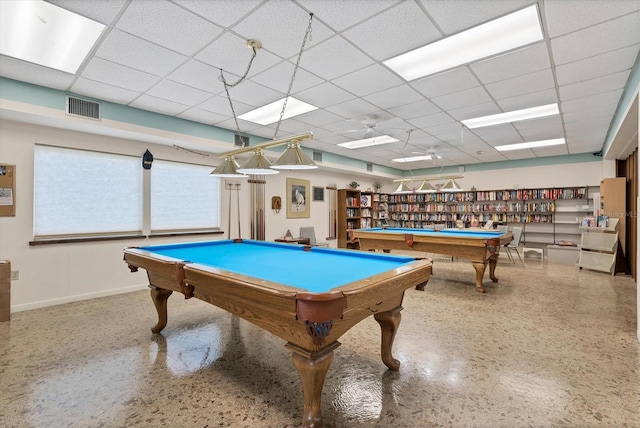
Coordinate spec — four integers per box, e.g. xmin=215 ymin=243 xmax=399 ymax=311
xmin=174 ymin=0 xmax=262 ymax=27
xmin=71 ymin=78 xmax=139 ymax=105
xmin=232 ymin=1 xmax=334 ymax=59
xmin=550 ymin=12 xmax=640 ymax=66
xmin=419 ymin=0 xmax=533 ymax=35
xmin=81 ymin=57 xmax=160 ymax=92
xmin=449 ymin=101 xmax=501 ymax=121
xmin=297 ymin=0 xmax=401 ymax=32
xmin=496 ymin=89 xmax=558 ymax=111
xmin=116 ymin=0 xmax=223 ymax=55
xmin=129 ymin=94 xmax=189 ymax=116
xmin=48 ymin=0 xmax=128 ymax=25
xmin=147 ymin=80 xmax=214 ymax=106
xmin=563 ymin=107 xmax=614 ymax=124
xmin=559 ymin=70 xmax=631 ymax=102
xmin=411 ymin=67 xmax=481 ymax=98
xmin=295 ymin=109 xmax=344 ymax=127
xmin=555 ymin=44 xmax=640 ymax=85
xmin=333 ymin=64 xmax=403 ymax=97
xmin=544 ymin=0 xmax=640 ymax=37
xmin=198 ymin=94 xmax=254 ymax=116
xmin=363 ymin=85 xmax=424 ymax=110
xmin=299 ymin=36 xmax=374 ymax=80
xmin=0 ymin=56 xmax=74 ymax=90
xmin=485 ymin=69 xmax=555 ymax=100
xmin=178 ymin=108 xmax=228 ymax=125
xmin=296 ymin=82 xmax=356 ymax=109
xmin=431 ymin=86 xmax=493 ymax=111
xmin=344 ymin=1 xmax=440 ymax=61
xmin=532 ymin=145 xmax=569 ymax=157
xmin=96 ymin=29 xmax=187 ymax=76
xmin=406 ymin=112 xmax=456 ymax=130
xmin=221 ymin=80 xmax=283 ymax=108
xmin=387 ymin=99 xmax=441 ymax=120
xmin=471 ymin=124 xmax=523 ymax=145
xmin=323 ymin=98 xmax=381 ymax=119
xmin=252 ymin=61 xmax=324 ymax=95
xmin=471 ymin=42 xmax=551 ymax=84
xmin=167 ymin=60 xmax=225 ymax=94
xmin=561 ymin=90 xmax=624 ymax=114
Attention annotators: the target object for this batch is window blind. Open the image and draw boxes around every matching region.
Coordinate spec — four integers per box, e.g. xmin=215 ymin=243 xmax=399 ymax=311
xmin=34 ymin=145 xmax=142 ymax=237
xmin=150 ymin=160 xmax=220 ymax=232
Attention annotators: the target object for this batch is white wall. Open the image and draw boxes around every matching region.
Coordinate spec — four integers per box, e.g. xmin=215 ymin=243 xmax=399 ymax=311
xmin=0 ymin=119 xmax=605 ymax=312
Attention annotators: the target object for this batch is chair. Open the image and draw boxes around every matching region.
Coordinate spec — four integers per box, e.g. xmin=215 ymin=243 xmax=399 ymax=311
xmin=497 ymin=225 xmax=509 ymax=233
xmin=504 ymin=226 xmax=523 ymax=265
xmin=299 ymin=227 xmax=329 ymax=247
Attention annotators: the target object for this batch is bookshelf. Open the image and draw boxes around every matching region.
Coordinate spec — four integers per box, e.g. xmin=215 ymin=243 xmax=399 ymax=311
xmin=337 ymin=189 xmax=361 ymax=248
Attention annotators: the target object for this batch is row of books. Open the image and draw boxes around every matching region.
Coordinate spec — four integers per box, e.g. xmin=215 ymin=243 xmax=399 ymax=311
xmin=582 ymin=215 xmax=609 ymax=228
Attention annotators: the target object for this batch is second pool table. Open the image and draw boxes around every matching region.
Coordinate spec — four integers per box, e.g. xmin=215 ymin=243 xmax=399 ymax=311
xmin=124 ymin=239 xmax=432 ymax=428
xmin=353 ymin=227 xmax=513 ymax=293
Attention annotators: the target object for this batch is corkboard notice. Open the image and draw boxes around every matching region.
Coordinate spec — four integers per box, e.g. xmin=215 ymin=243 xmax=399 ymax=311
xmin=0 ymin=164 xmax=16 ymax=217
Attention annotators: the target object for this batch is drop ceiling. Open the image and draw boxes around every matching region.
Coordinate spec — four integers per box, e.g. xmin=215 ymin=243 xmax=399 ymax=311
xmin=1 ymin=0 xmax=639 ymax=171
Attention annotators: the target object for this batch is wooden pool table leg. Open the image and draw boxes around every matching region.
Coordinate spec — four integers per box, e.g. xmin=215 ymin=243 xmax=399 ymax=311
xmin=488 ymin=253 xmax=499 ymax=283
xmin=286 ymin=341 xmax=340 ymax=428
xmin=471 ymin=262 xmax=487 ymax=293
xmin=374 ymin=306 xmax=402 ymax=371
xmin=149 ymin=285 xmax=173 ymax=334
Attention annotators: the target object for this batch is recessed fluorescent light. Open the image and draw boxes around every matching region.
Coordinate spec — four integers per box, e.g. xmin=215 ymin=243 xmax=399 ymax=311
xmin=495 ymin=138 xmax=565 ymax=152
xmin=392 ymin=155 xmax=432 ymax=163
xmin=337 ymin=135 xmax=398 ymax=149
xmin=238 ymin=97 xmax=318 ymax=125
xmin=462 ymin=104 xmax=559 ymax=128
xmin=383 ymin=4 xmax=543 ymax=81
xmin=0 ymin=0 xmax=105 ymax=74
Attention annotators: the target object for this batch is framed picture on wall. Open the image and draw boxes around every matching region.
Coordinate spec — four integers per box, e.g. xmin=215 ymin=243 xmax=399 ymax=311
xmin=312 ymin=186 xmax=324 ymax=201
xmin=287 ymin=178 xmax=310 ymax=218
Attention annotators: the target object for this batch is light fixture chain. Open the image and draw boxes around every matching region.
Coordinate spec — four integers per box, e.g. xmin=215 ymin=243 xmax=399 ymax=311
xmin=273 ymin=12 xmax=314 ymax=140
xmin=219 ymin=46 xmax=259 ymax=142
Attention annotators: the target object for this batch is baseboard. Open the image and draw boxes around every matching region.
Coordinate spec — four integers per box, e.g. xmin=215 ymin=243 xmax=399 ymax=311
xmin=10 ymin=283 xmax=149 ymax=313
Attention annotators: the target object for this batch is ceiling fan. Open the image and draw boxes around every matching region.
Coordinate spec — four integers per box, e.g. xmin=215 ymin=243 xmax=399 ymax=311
xmin=338 ymin=114 xmax=405 ymax=139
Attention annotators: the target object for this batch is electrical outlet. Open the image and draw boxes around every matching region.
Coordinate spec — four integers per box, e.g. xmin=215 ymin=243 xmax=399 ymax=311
xmin=10 ymin=270 xmax=19 ymax=281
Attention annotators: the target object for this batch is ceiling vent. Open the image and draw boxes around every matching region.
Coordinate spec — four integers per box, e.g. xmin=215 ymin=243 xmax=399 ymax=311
xmin=66 ymin=96 xmax=100 ymax=120
xmin=234 ymin=134 xmax=249 ymax=147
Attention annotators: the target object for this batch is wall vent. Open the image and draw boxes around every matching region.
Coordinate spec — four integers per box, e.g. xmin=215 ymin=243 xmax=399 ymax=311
xmin=234 ymin=134 xmax=249 ymax=147
xmin=313 ymin=151 xmax=322 ymax=162
xmin=66 ymin=96 xmax=100 ymax=120
xmin=367 ymin=162 xmax=373 ymax=172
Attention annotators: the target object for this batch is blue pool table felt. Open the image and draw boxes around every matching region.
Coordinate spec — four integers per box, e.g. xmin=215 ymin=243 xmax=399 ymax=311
xmin=139 ymin=240 xmax=417 ymax=293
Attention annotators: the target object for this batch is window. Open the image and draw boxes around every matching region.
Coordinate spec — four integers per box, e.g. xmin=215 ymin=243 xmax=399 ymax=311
xmin=34 ymin=145 xmax=221 ymax=240
xmin=151 ymin=160 xmax=220 ymax=232
xmin=34 ymin=145 xmax=142 ymax=238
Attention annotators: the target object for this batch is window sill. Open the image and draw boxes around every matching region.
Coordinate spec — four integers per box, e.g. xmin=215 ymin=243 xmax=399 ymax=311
xmin=29 ymin=230 xmax=224 ymax=246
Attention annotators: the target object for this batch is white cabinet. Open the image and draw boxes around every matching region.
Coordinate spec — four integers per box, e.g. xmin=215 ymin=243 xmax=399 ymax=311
xmin=578 ymin=218 xmax=621 ymax=274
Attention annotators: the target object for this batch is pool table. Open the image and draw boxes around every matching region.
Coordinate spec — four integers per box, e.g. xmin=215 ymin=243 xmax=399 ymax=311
xmin=353 ymin=227 xmax=512 ymax=293
xmin=123 ymin=239 xmax=432 ymax=428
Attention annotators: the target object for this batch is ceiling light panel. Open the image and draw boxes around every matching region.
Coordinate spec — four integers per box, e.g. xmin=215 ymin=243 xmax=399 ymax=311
xmin=462 ymin=103 xmax=559 ymax=128
xmin=384 ymin=5 xmax=543 ymax=81
xmin=0 ymin=0 xmax=105 ymax=74
xmin=495 ymin=138 xmax=566 ymax=151
xmin=238 ymin=97 xmax=318 ymax=125
xmin=392 ymin=155 xmax=433 ymax=163
xmin=338 ymin=135 xmax=398 ymax=149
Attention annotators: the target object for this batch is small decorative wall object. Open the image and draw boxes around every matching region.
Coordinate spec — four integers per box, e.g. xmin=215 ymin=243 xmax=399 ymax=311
xmin=271 ymin=196 xmax=282 ymax=213
xmin=312 ymin=186 xmax=324 ymax=201
xmin=287 ymin=178 xmax=310 ymax=218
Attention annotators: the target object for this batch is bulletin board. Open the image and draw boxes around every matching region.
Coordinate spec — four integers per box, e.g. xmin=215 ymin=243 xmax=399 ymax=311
xmin=0 ymin=164 xmax=16 ymax=217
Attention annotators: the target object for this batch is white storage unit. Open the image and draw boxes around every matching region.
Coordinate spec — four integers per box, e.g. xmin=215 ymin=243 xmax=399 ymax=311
xmin=578 ymin=219 xmax=619 ymax=274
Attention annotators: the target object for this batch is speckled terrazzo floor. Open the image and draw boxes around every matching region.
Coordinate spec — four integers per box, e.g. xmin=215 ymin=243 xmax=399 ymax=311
xmin=1 ymin=256 xmax=638 ymax=428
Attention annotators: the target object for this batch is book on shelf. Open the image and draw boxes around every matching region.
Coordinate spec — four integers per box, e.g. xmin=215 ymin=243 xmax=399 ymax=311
xmin=597 ymin=215 xmax=609 ymax=228
xmin=582 ymin=216 xmax=596 ymax=227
